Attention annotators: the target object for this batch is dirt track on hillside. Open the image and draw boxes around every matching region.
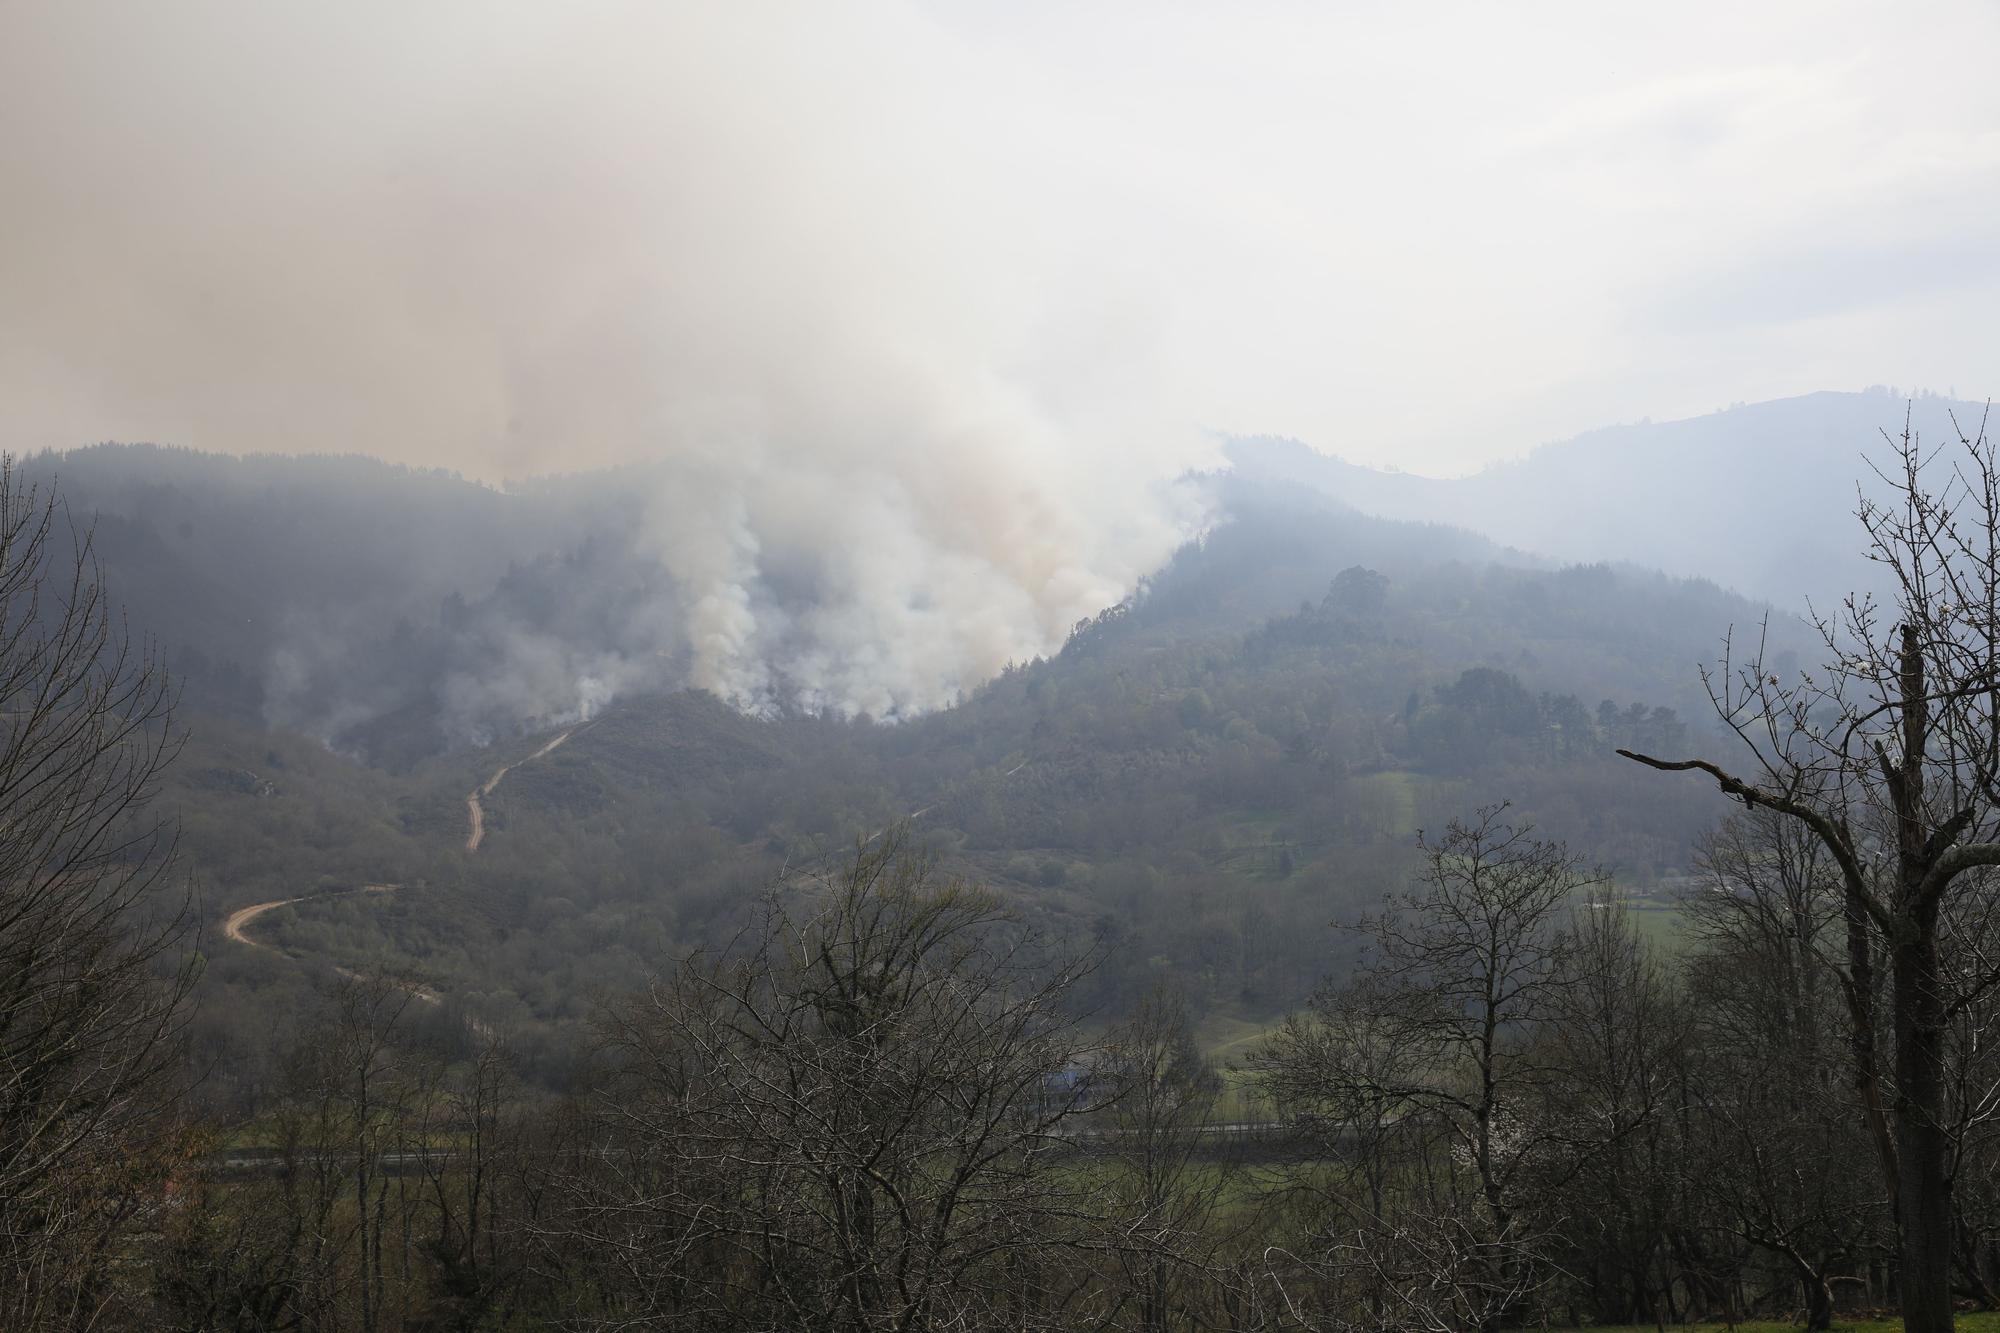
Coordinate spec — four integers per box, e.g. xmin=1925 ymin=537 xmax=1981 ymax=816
xmin=221 ymin=884 xmax=444 ymax=1004
xmin=222 ymin=727 xmax=587 ymax=1015
xmin=465 ymin=727 xmax=575 ymax=853
xmin=223 ymin=882 xmax=399 ymax=949
xmin=224 ymin=726 xmax=580 ymax=951
xmin=223 ymin=728 xmax=1010 ymax=1016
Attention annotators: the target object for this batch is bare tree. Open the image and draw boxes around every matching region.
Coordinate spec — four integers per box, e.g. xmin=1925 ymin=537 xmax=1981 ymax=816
xmin=1938 ymin=894 xmax=2000 ymax=1304
xmin=1620 ymin=410 xmax=2000 ymax=1333
xmin=560 ymin=830 xmax=1112 ymax=1332
xmin=1098 ymin=983 xmax=1236 ymax=1332
xmin=1541 ymin=894 xmax=1690 ymax=1325
xmin=159 ymin=970 xmax=478 ymax=1333
xmin=0 ymin=460 xmax=196 ymax=1329
xmin=1253 ymin=973 xmax=1431 ymax=1327
xmin=1254 ymin=807 xmax=1593 ymax=1333
xmin=408 ymin=1032 xmax=523 ymax=1328
xmin=259 ymin=973 xmax=422 ymax=1333
xmin=1680 ymin=812 xmax=1885 ymax=1329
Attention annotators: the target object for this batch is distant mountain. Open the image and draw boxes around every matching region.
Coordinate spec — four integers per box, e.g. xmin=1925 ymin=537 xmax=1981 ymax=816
xmin=1228 ymin=389 xmax=1991 ymax=611
xmin=40 ymin=389 xmax=1922 ymax=776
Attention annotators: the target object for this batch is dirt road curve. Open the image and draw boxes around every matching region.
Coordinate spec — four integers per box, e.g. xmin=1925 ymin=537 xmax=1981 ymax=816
xmin=221 ymin=897 xmax=301 ymax=949
xmin=221 ymin=725 xmax=584 ymax=1011
xmin=222 ymin=883 xmax=398 ymax=951
xmin=221 ymin=729 xmax=1009 ymax=1024
xmin=221 ymin=884 xmax=442 ymax=1005
xmin=465 ymin=728 xmax=575 ymax=854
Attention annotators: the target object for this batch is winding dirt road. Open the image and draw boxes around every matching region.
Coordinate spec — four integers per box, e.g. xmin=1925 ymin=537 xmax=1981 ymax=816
xmin=222 ymin=883 xmax=400 ymax=950
xmin=224 ymin=730 xmax=1014 ymax=1020
xmin=465 ymin=727 xmax=575 ymax=853
xmin=222 ymin=884 xmax=445 ymax=1005
xmin=225 ymin=724 xmax=581 ymax=977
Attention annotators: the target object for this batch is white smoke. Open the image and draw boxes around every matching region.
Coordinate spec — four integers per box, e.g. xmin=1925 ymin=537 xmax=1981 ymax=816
xmin=639 ymin=453 xmax=1204 ymax=718
xmin=1 ymin=3 xmax=1217 ymax=723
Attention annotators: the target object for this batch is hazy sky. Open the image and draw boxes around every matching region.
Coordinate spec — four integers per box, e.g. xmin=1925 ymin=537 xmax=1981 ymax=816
xmin=4 ymin=1 xmax=1997 ymax=481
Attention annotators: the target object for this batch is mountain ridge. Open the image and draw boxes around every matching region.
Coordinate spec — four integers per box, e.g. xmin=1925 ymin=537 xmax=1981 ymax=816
xmin=1227 ymin=388 xmax=1988 ymax=609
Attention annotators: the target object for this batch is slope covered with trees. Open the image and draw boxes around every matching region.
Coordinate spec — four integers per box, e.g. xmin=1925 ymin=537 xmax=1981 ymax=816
xmin=149 ymin=466 xmax=1778 ymax=1091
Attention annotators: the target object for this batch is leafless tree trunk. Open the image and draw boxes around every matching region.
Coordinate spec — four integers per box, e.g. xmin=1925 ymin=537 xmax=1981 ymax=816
xmin=410 ymin=1032 xmax=520 ymax=1327
xmin=0 ymin=459 xmax=197 ymax=1329
xmin=1621 ymin=408 xmax=2000 ymax=1333
xmin=1252 ymin=807 xmax=1591 ymax=1333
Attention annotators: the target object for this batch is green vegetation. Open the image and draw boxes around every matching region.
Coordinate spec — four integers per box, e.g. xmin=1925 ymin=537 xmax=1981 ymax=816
xmin=125 ymin=456 xmax=1779 ymax=1109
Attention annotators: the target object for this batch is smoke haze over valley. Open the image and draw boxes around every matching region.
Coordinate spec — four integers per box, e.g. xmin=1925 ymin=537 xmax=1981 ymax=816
xmin=16 ymin=7 xmax=2000 ymax=1328
xmin=5 ymin=4 xmax=1225 ymax=721
xmin=8 ymin=4 xmax=2000 ymax=725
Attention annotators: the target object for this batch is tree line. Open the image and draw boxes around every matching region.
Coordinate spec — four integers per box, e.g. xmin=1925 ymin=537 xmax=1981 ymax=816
xmin=31 ymin=803 xmax=2000 ymax=1331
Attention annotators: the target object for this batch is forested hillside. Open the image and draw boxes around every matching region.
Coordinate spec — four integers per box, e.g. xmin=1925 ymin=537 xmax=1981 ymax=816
xmin=32 ymin=411 xmax=1862 ymax=767
xmin=141 ymin=456 xmax=1785 ymax=1102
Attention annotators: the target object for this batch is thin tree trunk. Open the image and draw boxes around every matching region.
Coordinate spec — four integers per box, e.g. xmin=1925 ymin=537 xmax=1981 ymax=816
xmin=1801 ymin=1268 xmax=1833 ymax=1333
xmin=1844 ymin=883 xmax=1900 ymax=1206
xmin=1893 ymin=922 xmax=1956 ymax=1333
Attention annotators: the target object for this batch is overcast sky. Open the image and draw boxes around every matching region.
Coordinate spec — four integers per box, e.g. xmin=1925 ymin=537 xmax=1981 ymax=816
xmin=4 ymin=1 xmax=1996 ymax=481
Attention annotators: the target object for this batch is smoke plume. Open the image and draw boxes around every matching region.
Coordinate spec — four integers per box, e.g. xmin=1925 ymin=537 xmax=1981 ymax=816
xmin=1 ymin=4 xmax=1212 ymax=722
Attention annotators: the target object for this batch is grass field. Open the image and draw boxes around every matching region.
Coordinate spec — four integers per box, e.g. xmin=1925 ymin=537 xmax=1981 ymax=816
xmin=1584 ymin=1312 xmax=2000 ymax=1320
xmin=1195 ymin=1008 xmax=1276 ymax=1065
xmin=1194 ymin=1006 xmax=1280 ymax=1122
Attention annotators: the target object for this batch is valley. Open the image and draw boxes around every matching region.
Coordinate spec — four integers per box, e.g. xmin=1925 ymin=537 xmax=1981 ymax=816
xmin=10 ymin=7 xmax=1995 ymax=1321
xmin=115 ymin=418 xmax=1824 ymax=1092
xmin=12 ymin=399 xmax=1991 ymax=1331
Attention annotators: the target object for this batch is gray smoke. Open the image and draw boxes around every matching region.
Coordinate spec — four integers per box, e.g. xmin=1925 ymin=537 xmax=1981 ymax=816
xmin=1 ymin=4 xmax=1214 ymax=722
